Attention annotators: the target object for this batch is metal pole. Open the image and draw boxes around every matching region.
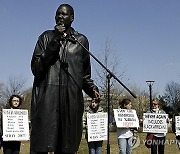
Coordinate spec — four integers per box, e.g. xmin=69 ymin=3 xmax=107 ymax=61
xmin=149 ymin=84 xmax=152 ymax=111
xmin=146 ymin=81 xmax=155 ymax=112
xmin=107 ymin=74 xmax=111 ymax=154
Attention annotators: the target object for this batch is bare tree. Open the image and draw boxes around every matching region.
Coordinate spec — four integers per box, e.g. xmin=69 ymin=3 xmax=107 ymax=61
xmin=164 ymin=81 xmax=180 ymax=110
xmin=0 ymin=75 xmax=26 ymax=105
xmin=122 ymin=84 xmax=150 ymax=118
xmin=133 ymin=90 xmax=149 ymax=118
xmin=92 ymin=38 xmax=128 ymax=110
xmin=21 ymin=87 xmax=32 ymax=116
xmin=93 ymin=38 xmax=127 ymax=90
xmin=0 ymin=82 xmax=4 ymax=96
xmin=0 ymin=82 xmax=5 ymax=108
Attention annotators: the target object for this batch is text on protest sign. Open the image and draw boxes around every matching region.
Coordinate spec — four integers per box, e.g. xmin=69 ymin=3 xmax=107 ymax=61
xmin=175 ymin=116 xmax=180 ymax=135
xmin=3 ymin=109 xmax=30 ymax=141
xmin=113 ymin=109 xmax=139 ymax=128
xmin=87 ymin=112 xmax=107 ymax=142
xmin=143 ymin=113 xmax=168 ymax=133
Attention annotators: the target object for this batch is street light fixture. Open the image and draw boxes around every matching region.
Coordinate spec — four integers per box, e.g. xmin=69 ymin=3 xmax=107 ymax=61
xmin=146 ymin=81 xmax=155 ymax=111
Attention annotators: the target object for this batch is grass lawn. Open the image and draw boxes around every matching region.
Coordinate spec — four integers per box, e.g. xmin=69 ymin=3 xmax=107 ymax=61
xmin=17 ymin=132 xmax=180 ymax=154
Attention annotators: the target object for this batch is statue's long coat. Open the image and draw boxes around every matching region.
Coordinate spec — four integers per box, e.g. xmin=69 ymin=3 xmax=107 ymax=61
xmin=30 ymin=28 xmax=97 ymax=153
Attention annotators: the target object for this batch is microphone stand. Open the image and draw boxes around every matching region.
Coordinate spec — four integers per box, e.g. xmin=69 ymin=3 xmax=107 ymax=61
xmin=71 ymin=35 xmax=137 ymax=154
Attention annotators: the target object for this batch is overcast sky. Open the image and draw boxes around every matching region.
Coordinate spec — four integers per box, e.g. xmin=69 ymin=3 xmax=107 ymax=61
xmin=0 ymin=0 xmax=179 ymax=96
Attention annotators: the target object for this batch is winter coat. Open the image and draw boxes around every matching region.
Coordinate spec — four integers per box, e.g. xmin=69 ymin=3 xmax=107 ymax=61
xmin=30 ymin=27 xmax=98 ymax=153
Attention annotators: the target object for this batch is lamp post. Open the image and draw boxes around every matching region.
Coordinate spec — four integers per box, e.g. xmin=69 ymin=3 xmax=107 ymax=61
xmin=146 ymin=81 xmax=155 ymax=111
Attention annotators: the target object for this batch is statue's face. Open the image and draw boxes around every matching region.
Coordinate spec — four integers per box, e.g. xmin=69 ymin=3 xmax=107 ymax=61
xmin=55 ymin=5 xmax=74 ymax=28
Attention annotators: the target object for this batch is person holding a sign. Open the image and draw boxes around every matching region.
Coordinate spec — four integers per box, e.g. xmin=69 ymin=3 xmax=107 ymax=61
xmin=146 ymin=98 xmax=167 ymax=154
xmin=1 ymin=95 xmax=22 ymax=154
xmin=172 ymin=108 xmax=180 ymax=150
xmin=116 ymin=99 xmax=137 ymax=154
xmin=30 ymin=3 xmax=100 ymax=154
xmin=83 ymin=99 xmax=104 ymax=154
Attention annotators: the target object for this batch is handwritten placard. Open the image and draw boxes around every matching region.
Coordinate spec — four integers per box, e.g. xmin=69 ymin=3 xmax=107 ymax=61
xmin=175 ymin=116 xmax=180 ymax=135
xmin=143 ymin=113 xmax=168 ymax=133
xmin=114 ymin=109 xmax=139 ymax=128
xmin=87 ymin=112 xmax=107 ymax=142
xmin=2 ymin=109 xmax=30 ymax=141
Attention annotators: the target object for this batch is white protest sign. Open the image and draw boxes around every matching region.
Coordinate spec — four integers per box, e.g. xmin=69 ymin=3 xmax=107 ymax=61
xmin=113 ymin=109 xmax=139 ymax=128
xmin=175 ymin=116 xmax=180 ymax=135
xmin=87 ymin=112 xmax=107 ymax=142
xmin=143 ymin=113 xmax=168 ymax=133
xmin=3 ymin=109 xmax=30 ymax=141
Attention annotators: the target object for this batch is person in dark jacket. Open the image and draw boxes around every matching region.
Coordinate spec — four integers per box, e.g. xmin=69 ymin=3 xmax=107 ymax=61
xmin=2 ymin=95 xmax=23 ymax=154
xmin=30 ymin=3 xmax=100 ymax=154
xmin=146 ymin=98 xmax=167 ymax=154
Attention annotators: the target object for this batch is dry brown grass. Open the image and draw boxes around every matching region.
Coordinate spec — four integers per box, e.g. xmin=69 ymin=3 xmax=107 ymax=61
xmin=17 ymin=132 xmax=180 ymax=154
